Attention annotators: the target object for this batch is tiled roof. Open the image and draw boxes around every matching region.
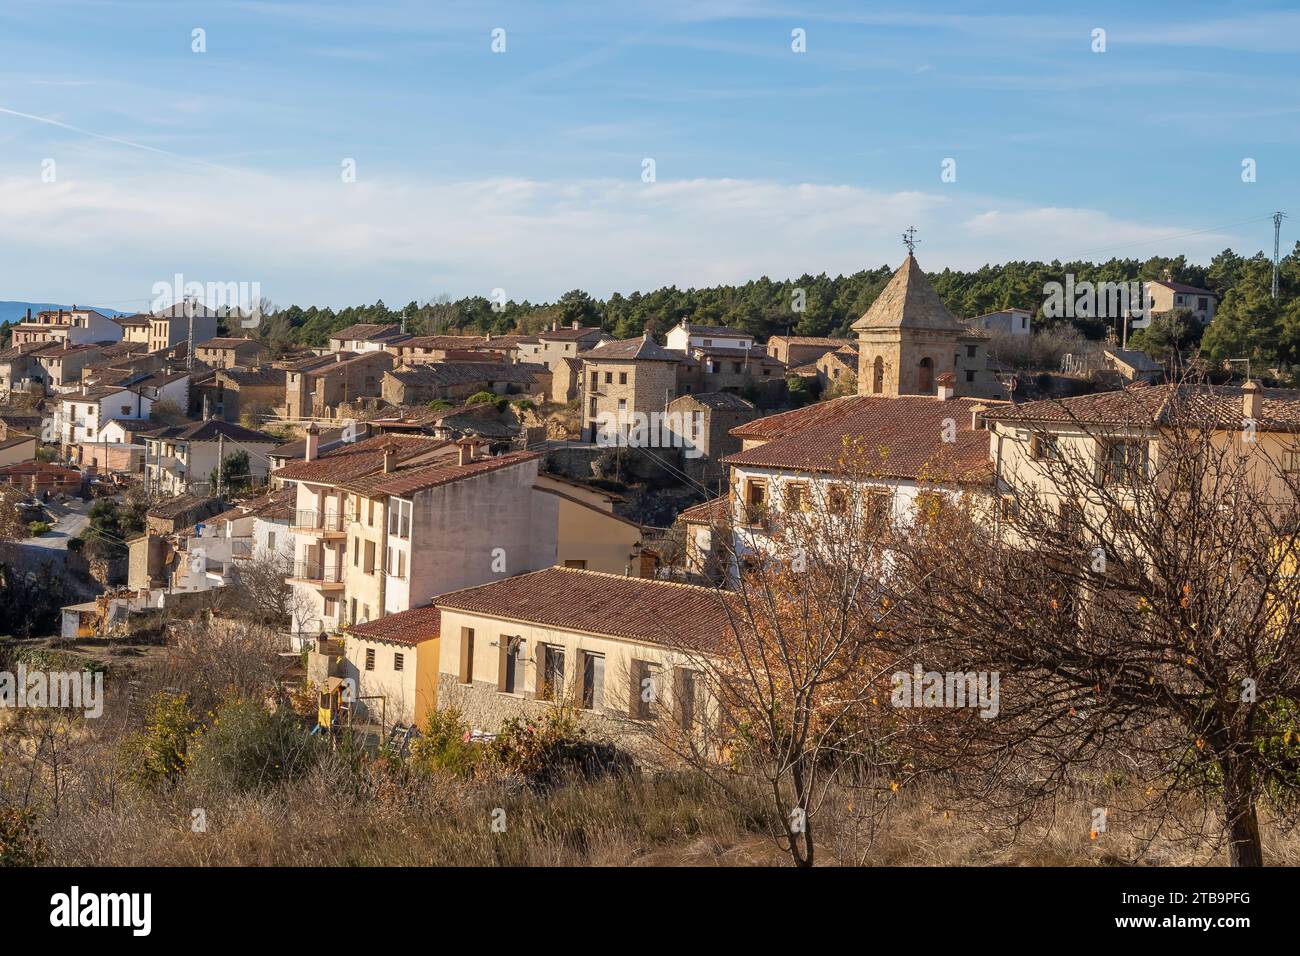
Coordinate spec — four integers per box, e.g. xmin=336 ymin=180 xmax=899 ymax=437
xmin=983 ymin=383 xmax=1300 ymax=432
xmin=771 ymin=335 xmax=855 ymax=347
xmin=270 ymin=425 xmax=359 ymax=459
xmin=272 ymin=433 xmax=449 ymax=484
xmin=1150 ymin=279 xmax=1215 ymax=297
xmin=216 ymin=367 xmax=286 ymax=387
xmin=678 ymin=496 xmax=730 ymax=524
xmin=284 ymin=353 xmax=350 ymax=373
xmin=729 ymin=395 xmax=862 ymax=440
xmin=0 ymin=434 xmax=35 ymax=452
xmin=539 ymin=325 xmax=603 ymax=341
xmin=310 ymin=351 xmax=393 ymax=378
xmin=396 ymin=334 xmax=488 ymax=350
xmin=149 ymin=420 xmax=279 ymax=444
xmin=435 ymin=567 xmax=734 ymax=652
xmin=579 ymin=335 xmax=682 ymax=363
xmin=723 ymin=395 xmax=1000 ymax=484
xmin=197 ymin=337 xmax=265 ymax=350
xmin=328 ymin=323 xmax=403 ymax=342
xmin=147 ymin=493 xmax=221 ymax=520
xmin=60 ymin=385 xmax=146 ymax=402
xmin=677 ymin=323 xmax=748 ymax=338
xmin=348 ymin=605 xmax=441 ymax=646
xmin=852 ymin=255 xmax=965 ymax=333
xmin=337 ymin=450 xmax=538 ymax=497
xmin=673 ymin=391 xmax=755 ymax=411
xmin=114 ymin=313 xmax=151 ymax=326
xmin=389 ymin=361 xmax=540 ymax=387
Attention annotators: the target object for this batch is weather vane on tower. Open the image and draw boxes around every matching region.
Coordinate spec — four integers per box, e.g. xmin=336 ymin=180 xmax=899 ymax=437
xmin=902 ymin=226 xmax=918 ymax=256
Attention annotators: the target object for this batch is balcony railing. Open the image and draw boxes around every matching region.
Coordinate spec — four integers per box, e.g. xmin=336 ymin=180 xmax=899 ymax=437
xmin=293 ymin=509 xmax=347 ymax=532
xmin=290 ymin=561 xmax=343 ymax=584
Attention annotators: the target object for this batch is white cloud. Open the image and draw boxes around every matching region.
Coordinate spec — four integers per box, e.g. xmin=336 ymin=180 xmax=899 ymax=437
xmin=0 ymin=165 xmax=1244 ymax=308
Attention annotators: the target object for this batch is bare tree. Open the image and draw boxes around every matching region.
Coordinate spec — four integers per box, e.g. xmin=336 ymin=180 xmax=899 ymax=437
xmin=883 ymin=377 xmax=1300 ymax=866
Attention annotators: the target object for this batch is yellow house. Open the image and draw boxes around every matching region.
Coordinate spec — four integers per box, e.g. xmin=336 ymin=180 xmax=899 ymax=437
xmin=345 ymin=606 xmax=441 ymax=730
xmin=434 ymin=566 xmax=729 ymax=749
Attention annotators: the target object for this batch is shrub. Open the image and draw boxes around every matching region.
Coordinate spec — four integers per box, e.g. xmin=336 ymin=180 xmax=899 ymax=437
xmin=26 ymin=520 xmax=52 ymax=536
xmin=0 ymin=806 xmax=47 ymax=866
xmin=120 ymin=692 xmax=197 ymax=790
xmin=408 ymin=707 xmax=479 ymax=778
xmin=188 ymin=697 xmax=320 ymax=794
xmin=484 ymin=705 xmax=583 ymax=780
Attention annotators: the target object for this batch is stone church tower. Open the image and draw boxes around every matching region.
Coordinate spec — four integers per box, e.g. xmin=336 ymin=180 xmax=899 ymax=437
xmin=852 ymin=254 xmax=1003 ymax=400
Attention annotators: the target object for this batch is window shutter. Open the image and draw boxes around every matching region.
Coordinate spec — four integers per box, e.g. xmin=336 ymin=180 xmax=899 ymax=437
xmin=629 ymin=659 xmax=644 ymax=718
xmin=672 ymin=667 xmax=687 ymax=729
xmin=534 ymin=644 xmax=547 ymax=700
xmin=459 ymin=628 xmax=473 ymax=684
xmin=497 ymin=637 xmax=509 ymax=692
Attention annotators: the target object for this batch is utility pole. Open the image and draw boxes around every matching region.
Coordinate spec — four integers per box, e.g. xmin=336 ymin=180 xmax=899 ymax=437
xmin=216 ymin=430 xmax=224 ymax=497
xmin=185 ymin=296 xmax=196 ymax=372
xmin=1272 ymin=211 xmax=1287 ymax=300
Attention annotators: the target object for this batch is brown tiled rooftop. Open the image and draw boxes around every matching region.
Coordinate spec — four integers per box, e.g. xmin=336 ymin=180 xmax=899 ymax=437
xmin=272 ymin=433 xmax=450 ymax=484
xmin=337 ymin=450 xmax=538 ymax=497
xmin=724 ymin=395 xmax=1000 ymax=484
xmin=984 ymin=382 xmax=1300 ymax=432
xmin=678 ymin=496 xmax=730 ymax=524
xmin=348 ymin=605 xmax=441 ymax=646
xmin=435 ymin=567 xmax=734 ymax=653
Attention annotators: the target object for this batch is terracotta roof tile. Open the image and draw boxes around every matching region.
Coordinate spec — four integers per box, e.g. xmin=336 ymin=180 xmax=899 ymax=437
xmin=348 ymin=605 xmax=441 ymax=646
xmin=678 ymin=496 xmax=730 ymax=524
xmin=272 ymin=434 xmax=450 ymax=484
xmin=337 ymin=450 xmax=539 ymax=497
xmin=723 ymin=395 xmax=1001 ymax=484
xmin=435 ymin=567 xmax=734 ymax=652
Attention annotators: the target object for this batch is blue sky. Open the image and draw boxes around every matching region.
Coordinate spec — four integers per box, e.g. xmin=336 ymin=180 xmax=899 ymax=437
xmin=0 ymin=0 xmax=1296 ymax=310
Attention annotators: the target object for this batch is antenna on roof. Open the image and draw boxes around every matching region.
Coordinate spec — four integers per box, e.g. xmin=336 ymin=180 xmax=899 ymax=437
xmin=902 ymin=226 xmax=919 ymax=256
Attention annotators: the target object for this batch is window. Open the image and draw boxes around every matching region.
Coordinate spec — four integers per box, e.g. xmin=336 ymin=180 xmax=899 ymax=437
xmin=732 ymin=362 xmax=742 ymax=374
xmin=703 ymin=339 xmax=712 ymax=347
xmin=866 ymin=490 xmax=891 ymax=524
xmin=1031 ymin=433 xmax=1060 ymax=460
xmin=498 ymin=636 xmax=525 ymax=694
xmin=784 ymin=482 xmax=809 ymax=511
xmin=619 ymin=372 xmax=627 ymax=384
xmin=564 ymin=559 xmax=587 ymax=569
xmin=590 ymin=371 xmax=598 ymax=388
xmin=631 ymin=660 xmax=662 ymax=719
xmin=827 ymin=483 xmax=848 ymax=515
xmin=393 ymin=652 xmax=404 ymax=671
xmin=1198 ymin=297 xmax=1209 ymax=311
xmin=618 ymin=399 xmax=627 ymax=411
xmin=353 ymin=537 xmax=360 ymax=566
xmin=267 ymin=531 xmax=276 ymax=552
xmin=872 ymin=356 xmax=884 ymax=394
xmin=459 ymin=628 xmax=475 ymax=684
xmin=350 ymin=598 xmax=357 ymax=622
xmin=965 ymin=370 xmax=975 ymax=383
xmin=605 ymin=371 xmax=613 ymax=384
xmin=582 ymin=652 xmax=605 ymax=710
xmin=1284 ymin=450 xmax=1300 ymax=474
xmin=539 ymin=644 xmax=565 ymax=701
xmin=999 ymin=496 xmax=1020 ymax=523
xmin=1102 ymin=440 xmax=1148 ymax=486
xmin=387 ymin=499 xmax=412 ymax=539
xmin=589 ymin=397 xmax=598 ymax=417
xmin=367 ymin=499 xmax=375 ymax=526
xmin=676 ymin=667 xmax=704 ymax=733
xmin=364 ymin=540 xmax=376 ymax=574
xmin=966 ymin=345 xmax=977 ymax=358
xmin=364 ymin=647 xmax=375 ymax=671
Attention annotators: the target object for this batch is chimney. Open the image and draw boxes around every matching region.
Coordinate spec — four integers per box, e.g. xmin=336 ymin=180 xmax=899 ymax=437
xmin=382 ymin=441 xmax=397 ymax=474
xmin=25 ymin=308 xmax=31 ymax=321
xmin=970 ymin=403 xmax=988 ymax=430
xmin=936 ymin=371 xmax=956 ymax=401
xmin=456 ymin=437 xmax=478 ymax=466
xmin=304 ymin=422 xmax=320 ymax=462
xmin=1243 ymin=380 xmax=1263 ymax=421
xmin=571 ymin=319 xmax=579 ymax=330
xmin=552 ymin=320 xmax=559 ymax=332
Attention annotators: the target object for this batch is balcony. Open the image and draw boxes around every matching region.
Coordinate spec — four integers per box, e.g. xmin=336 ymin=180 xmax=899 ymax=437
xmin=292 ymin=509 xmax=348 ymax=537
xmin=288 ymin=561 xmax=345 ymax=589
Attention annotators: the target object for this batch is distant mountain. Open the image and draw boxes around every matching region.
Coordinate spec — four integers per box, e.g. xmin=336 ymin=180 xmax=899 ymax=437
xmin=0 ymin=301 xmax=131 ymax=325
